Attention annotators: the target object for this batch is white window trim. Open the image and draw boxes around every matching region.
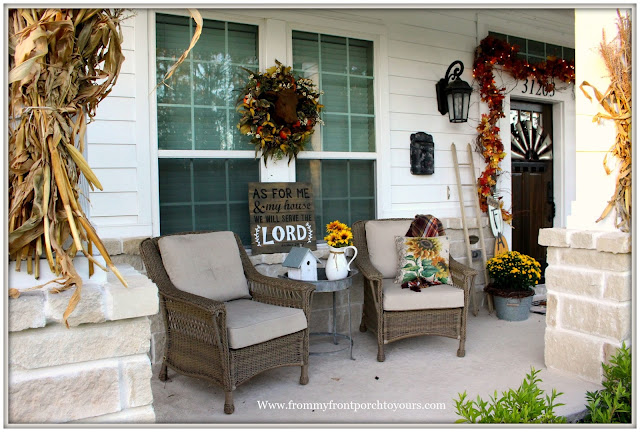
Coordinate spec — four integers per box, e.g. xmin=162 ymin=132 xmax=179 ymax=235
xmin=149 ymin=9 xmax=391 ymax=237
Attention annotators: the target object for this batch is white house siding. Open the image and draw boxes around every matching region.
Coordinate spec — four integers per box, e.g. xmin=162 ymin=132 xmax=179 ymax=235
xmin=88 ymin=8 xmax=575 ymax=242
xmin=88 ymin=11 xmax=153 ymax=238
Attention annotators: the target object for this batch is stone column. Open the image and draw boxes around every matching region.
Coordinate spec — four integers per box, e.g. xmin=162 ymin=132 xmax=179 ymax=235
xmin=540 ymin=9 xmax=632 ymax=384
xmin=540 ymin=229 xmax=631 ymax=382
xmin=8 ymin=260 xmax=159 ymax=423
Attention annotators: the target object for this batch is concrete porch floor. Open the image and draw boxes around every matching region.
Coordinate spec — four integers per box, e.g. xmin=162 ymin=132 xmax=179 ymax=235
xmin=150 ymin=309 xmax=601 ymax=425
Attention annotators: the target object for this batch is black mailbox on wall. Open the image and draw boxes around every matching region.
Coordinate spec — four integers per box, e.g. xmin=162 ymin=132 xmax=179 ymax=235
xmin=410 ymin=132 xmax=435 ymax=175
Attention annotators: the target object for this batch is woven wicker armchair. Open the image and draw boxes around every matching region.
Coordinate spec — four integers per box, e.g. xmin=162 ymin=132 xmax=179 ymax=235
xmin=140 ymin=231 xmax=315 ymax=414
xmin=352 ymin=219 xmax=477 ymax=362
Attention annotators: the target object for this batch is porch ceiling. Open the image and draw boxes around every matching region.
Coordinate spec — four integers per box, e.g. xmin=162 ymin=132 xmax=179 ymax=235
xmin=150 ymin=310 xmax=600 ymax=425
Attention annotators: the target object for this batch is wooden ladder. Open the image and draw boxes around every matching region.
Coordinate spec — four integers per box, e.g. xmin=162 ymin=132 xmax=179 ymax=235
xmin=451 ymin=143 xmax=494 ymax=316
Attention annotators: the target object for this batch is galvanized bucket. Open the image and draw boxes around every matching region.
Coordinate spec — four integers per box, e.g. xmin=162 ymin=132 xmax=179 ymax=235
xmin=493 ymin=295 xmax=533 ymax=321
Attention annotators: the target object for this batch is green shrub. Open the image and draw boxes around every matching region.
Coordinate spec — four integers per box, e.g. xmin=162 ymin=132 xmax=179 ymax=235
xmin=584 ymin=343 xmax=631 ymax=423
xmin=454 ymin=368 xmax=566 ymax=423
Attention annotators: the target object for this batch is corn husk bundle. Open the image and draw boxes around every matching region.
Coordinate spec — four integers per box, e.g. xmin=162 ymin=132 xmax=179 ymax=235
xmin=580 ymin=10 xmax=632 ymax=232
xmin=8 ymin=9 xmax=127 ymax=327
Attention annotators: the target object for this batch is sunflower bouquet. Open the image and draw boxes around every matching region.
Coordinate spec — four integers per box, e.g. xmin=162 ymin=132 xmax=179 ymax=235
xmin=324 ymin=220 xmax=353 ymax=249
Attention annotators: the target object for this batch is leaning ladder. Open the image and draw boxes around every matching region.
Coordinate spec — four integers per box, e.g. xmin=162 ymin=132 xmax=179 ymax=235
xmin=451 ymin=143 xmax=493 ymax=316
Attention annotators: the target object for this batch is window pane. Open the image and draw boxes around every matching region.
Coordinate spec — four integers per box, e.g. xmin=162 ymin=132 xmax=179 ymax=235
xmin=193 ymin=62 xmax=227 ymax=107
xmin=322 ymin=74 xmax=348 ymax=113
xmin=229 ymin=203 xmax=252 ymax=244
xmin=351 ymin=116 xmax=375 ymax=152
xmin=228 ymin=159 xmax=260 ymax=201
xmin=292 ymin=30 xmax=374 ymax=155
xmin=159 ymin=159 xmax=192 ymax=204
xmin=193 ymin=159 xmax=226 ymax=202
xmin=322 ymin=114 xmax=349 ymax=152
xmin=527 ymin=40 xmax=545 ymax=57
xmin=351 ymin=198 xmax=376 ymax=223
xmin=194 ymin=107 xmax=228 ymax=150
xmin=563 ymin=47 xmax=575 ymax=61
xmin=292 ymin=31 xmax=319 ymax=73
xmin=195 ymin=204 xmax=227 ymax=231
xmin=321 ymin=35 xmax=347 ymax=73
xmin=159 ymin=158 xmax=259 ymax=239
xmin=160 ymin=205 xmax=193 ymax=234
xmin=296 ymin=159 xmax=375 ymax=231
xmin=228 ymin=22 xmax=258 ymax=65
xmin=349 ymin=39 xmax=373 ymax=76
xmin=157 ymin=60 xmax=190 ymax=104
xmin=156 ymin=14 xmax=191 ymax=59
xmin=192 ymin=20 xmax=225 ymax=61
xmin=350 ymin=77 xmax=374 ymax=115
xmin=546 ymin=44 xmax=562 ymax=58
xmin=508 ymin=36 xmax=526 ymax=52
xmin=322 ymin=160 xmax=346 ymax=198
xmin=156 ymin=15 xmax=258 ymax=151
xmin=350 ymin=160 xmax=375 ymax=197
xmin=158 ymin=106 xmax=191 ymax=150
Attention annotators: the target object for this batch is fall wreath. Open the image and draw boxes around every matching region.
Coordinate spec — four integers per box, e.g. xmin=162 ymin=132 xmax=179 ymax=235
xmin=237 ymin=60 xmax=323 ymax=164
xmin=473 ymin=36 xmax=575 ymax=223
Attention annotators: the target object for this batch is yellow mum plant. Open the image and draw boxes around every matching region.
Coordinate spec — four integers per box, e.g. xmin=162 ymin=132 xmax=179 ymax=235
xmin=486 ymin=251 xmax=541 ymax=296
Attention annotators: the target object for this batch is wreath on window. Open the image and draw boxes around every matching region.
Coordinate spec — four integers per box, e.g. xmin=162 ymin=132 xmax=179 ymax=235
xmin=236 ymin=60 xmax=323 ymax=165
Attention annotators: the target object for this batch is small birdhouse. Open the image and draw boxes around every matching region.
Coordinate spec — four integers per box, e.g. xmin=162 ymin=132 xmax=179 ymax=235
xmin=283 ymin=247 xmax=320 ymax=281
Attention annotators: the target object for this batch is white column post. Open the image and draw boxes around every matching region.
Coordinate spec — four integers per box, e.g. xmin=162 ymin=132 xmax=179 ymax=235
xmin=566 ymin=9 xmax=622 ymax=231
xmin=260 ymin=18 xmax=295 ymax=183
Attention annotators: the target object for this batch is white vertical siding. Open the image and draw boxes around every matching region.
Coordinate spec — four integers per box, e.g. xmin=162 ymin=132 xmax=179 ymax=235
xmin=87 ymin=11 xmax=153 ymax=238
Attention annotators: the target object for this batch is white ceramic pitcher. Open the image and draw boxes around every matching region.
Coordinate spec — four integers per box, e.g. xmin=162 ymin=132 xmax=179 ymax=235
xmin=325 ymin=245 xmax=358 ymax=281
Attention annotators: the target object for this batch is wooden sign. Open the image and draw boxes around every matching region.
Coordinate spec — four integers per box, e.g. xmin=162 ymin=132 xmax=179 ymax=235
xmin=248 ymin=182 xmax=316 ymax=254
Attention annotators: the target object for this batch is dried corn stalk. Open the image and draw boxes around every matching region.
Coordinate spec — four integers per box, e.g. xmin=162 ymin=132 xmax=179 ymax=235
xmin=580 ymin=10 xmax=632 ymax=232
xmin=8 ymin=9 xmax=128 ymax=327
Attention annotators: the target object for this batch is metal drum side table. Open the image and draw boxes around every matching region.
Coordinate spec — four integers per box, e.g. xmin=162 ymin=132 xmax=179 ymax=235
xmin=283 ymin=268 xmax=356 ymax=360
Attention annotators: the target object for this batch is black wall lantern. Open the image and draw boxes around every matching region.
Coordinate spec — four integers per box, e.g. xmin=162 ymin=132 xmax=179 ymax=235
xmin=436 ymin=60 xmax=472 ymax=123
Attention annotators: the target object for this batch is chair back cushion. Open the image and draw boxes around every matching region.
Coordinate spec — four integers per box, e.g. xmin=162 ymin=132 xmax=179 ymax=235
xmin=224 ymin=299 xmax=307 ymax=349
xmin=364 ymin=219 xmax=412 ymax=278
xmin=158 ymin=232 xmax=251 ymax=302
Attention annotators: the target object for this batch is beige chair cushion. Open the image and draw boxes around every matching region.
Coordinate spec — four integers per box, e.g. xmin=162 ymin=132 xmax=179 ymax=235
xmin=224 ymin=299 xmax=307 ymax=349
xmin=365 ymin=219 xmax=412 ymax=278
xmin=382 ymin=278 xmax=464 ymax=311
xmin=158 ymin=232 xmax=251 ymax=302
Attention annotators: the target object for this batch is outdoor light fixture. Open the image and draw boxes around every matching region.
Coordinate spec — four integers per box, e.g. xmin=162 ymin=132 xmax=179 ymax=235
xmin=436 ymin=60 xmax=472 ymax=123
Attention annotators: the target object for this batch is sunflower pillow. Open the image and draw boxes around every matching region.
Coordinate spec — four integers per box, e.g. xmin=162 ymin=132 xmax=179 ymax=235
xmin=394 ymin=236 xmax=452 ymax=288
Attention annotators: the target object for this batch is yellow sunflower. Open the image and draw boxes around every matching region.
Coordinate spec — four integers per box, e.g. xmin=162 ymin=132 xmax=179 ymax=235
xmin=405 ymin=237 xmax=440 ymax=261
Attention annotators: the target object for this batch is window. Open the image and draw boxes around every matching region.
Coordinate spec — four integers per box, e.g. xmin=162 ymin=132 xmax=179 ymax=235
xmin=156 ymin=14 xmax=259 ymax=243
xmin=489 ymin=32 xmax=575 ymax=64
xmin=292 ymin=31 xmax=376 ymax=230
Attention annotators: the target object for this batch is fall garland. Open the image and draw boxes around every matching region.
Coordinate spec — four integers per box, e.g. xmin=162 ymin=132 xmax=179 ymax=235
xmin=473 ymin=36 xmax=575 ymax=222
xmin=237 ymin=60 xmax=323 ymax=164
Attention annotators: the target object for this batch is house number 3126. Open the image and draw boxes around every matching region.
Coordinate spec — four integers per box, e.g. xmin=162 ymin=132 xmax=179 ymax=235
xmin=521 ymin=78 xmax=555 ymax=97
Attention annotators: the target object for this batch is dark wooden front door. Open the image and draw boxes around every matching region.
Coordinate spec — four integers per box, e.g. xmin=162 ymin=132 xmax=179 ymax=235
xmin=510 ymin=101 xmax=554 ymax=281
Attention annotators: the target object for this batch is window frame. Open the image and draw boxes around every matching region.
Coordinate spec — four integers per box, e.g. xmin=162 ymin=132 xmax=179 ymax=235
xmin=149 ymin=10 xmax=390 ymax=238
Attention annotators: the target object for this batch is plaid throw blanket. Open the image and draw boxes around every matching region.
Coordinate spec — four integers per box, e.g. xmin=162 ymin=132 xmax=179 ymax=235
xmin=402 ymin=214 xmax=446 ymax=291
xmin=405 ymin=214 xmax=445 ymax=238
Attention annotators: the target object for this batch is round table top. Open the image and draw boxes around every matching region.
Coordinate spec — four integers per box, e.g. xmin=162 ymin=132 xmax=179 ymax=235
xmin=283 ymin=268 xmax=358 ymax=293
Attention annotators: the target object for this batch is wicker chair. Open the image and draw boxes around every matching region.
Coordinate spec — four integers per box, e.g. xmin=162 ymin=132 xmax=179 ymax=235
xmin=352 ymin=219 xmax=478 ymax=362
xmin=140 ymin=231 xmax=315 ymax=414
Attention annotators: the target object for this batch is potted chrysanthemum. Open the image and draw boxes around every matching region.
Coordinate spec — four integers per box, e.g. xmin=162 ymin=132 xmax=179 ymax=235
xmin=324 ymin=221 xmax=357 ymax=281
xmin=484 ymin=251 xmax=542 ymax=321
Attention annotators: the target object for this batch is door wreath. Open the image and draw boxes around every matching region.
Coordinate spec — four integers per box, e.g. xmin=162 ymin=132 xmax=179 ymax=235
xmin=236 ymin=60 xmax=323 ymax=164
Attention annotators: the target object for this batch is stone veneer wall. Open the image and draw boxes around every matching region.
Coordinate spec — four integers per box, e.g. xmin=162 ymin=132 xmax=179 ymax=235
xmin=8 ymin=263 xmax=159 ymax=423
xmin=104 ymin=217 xmax=493 ymax=364
xmin=539 ymin=228 xmax=631 ymax=383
